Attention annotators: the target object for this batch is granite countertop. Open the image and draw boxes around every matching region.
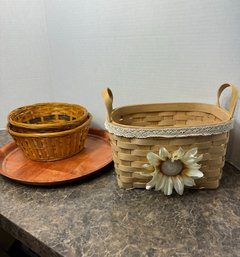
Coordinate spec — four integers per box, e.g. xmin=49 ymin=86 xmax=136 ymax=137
xmin=0 ymin=130 xmax=239 ymax=257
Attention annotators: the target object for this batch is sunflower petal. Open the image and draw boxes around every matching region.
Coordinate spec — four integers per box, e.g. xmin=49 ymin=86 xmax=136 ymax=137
xmin=147 ymin=152 xmax=160 ymax=167
xmin=182 ymin=158 xmax=196 ymax=165
xmin=142 ymin=163 xmax=155 ymax=172
xmin=154 ymin=173 xmax=163 ymax=191
xmin=194 ymin=154 xmax=203 ymax=163
xmin=188 ymin=163 xmax=201 ymax=170
xmin=143 ymin=164 xmax=150 ymax=169
xmin=163 ymin=177 xmax=173 ymax=195
xmin=182 ymin=155 xmax=203 ymax=165
xmin=182 ymin=176 xmax=196 ymax=187
xmin=146 ymin=181 xmax=153 ymax=190
xmin=184 ymin=147 xmax=198 ymax=158
xmin=158 ymin=174 xmax=167 ymax=191
xmin=146 ymin=172 xmax=158 ymax=190
xmin=173 ymin=176 xmax=184 ymax=195
xmin=159 ymin=147 xmax=170 ymax=161
xmin=187 ymin=169 xmax=204 ymax=178
xmin=139 ymin=172 xmax=154 ymax=177
xmin=146 ymin=181 xmax=154 ymax=190
xmin=172 ymin=147 xmax=184 ymax=161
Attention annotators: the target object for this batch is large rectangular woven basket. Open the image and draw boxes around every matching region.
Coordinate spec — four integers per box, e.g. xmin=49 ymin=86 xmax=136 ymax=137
xmin=102 ymin=84 xmax=238 ymax=195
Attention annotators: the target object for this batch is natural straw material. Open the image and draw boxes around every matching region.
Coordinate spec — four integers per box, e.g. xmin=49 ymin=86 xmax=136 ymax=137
xmin=8 ymin=102 xmax=88 ymax=133
xmin=102 ymin=84 xmax=238 ymax=189
xmin=8 ymin=114 xmax=92 ymax=161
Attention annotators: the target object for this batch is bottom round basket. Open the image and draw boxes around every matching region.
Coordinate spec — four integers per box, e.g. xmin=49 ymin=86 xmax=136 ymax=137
xmin=7 ymin=115 xmax=92 ymax=161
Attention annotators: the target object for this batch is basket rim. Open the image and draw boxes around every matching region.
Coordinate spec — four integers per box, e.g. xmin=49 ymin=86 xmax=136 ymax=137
xmin=8 ymin=102 xmax=88 ymax=129
xmin=8 ymin=114 xmax=92 ymax=138
xmin=105 ymin=119 xmax=233 ymax=138
xmin=110 ymin=102 xmax=231 ymax=126
xmin=105 ymin=102 xmax=234 ymax=138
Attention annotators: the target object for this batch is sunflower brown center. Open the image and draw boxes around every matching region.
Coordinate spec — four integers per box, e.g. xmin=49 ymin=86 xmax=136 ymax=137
xmin=161 ymin=159 xmax=183 ymax=176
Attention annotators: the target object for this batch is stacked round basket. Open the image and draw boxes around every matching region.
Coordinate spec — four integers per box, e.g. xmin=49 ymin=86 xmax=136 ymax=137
xmin=102 ymin=84 xmax=238 ymax=192
xmin=7 ymin=102 xmax=92 ymax=161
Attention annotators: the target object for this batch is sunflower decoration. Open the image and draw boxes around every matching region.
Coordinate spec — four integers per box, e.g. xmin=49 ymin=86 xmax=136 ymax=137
xmin=141 ymin=147 xmax=204 ymax=195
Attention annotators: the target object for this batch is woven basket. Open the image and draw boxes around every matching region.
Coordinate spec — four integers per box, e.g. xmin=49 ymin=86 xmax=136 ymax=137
xmin=7 ymin=114 xmax=92 ymax=161
xmin=102 ymin=84 xmax=238 ymax=192
xmin=8 ymin=102 xmax=88 ymax=133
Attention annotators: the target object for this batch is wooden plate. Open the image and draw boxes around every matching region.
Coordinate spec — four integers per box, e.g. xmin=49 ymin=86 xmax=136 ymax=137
xmin=0 ymin=128 xmax=113 ymax=186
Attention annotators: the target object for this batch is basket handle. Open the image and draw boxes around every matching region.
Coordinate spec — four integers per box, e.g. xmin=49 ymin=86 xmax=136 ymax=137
xmin=102 ymin=88 xmax=113 ymax=121
xmin=217 ymin=83 xmax=238 ymax=118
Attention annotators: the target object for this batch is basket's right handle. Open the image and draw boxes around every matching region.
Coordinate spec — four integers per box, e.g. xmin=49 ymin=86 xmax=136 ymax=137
xmin=217 ymin=83 xmax=238 ymax=118
xmin=102 ymin=88 xmax=113 ymax=121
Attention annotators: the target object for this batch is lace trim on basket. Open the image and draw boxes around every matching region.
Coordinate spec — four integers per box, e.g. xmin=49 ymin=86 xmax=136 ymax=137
xmin=105 ymin=120 xmax=233 ymax=138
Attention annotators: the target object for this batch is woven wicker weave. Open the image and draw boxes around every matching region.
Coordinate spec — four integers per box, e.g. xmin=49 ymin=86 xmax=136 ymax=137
xmin=102 ymin=84 xmax=238 ymax=190
xmin=8 ymin=114 xmax=92 ymax=161
xmin=8 ymin=102 xmax=88 ymax=132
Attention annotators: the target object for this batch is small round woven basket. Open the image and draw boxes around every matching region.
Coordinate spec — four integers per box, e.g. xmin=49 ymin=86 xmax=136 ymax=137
xmin=102 ymin=84 xmax=238 ymax=191
xmin=8 ymin=102 xmax=88 ymax=133
xmin=8 ymin=114 xmax=92 ymax=162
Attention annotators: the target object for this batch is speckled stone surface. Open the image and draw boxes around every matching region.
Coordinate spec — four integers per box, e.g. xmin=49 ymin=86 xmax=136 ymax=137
xmin=0 ymin=130 xmax=240 ymax=257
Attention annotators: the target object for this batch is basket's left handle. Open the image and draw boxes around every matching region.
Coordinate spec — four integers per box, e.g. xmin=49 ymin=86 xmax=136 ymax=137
xmin=217 ymin=83 xmax=238 ymax=118
xmin=102 ymin=88 xmax=113 ymax=122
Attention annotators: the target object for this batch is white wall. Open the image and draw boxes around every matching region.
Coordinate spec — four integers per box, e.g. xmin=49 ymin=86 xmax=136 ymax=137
xmin=0 ymin=0 xmax=240 ymax=166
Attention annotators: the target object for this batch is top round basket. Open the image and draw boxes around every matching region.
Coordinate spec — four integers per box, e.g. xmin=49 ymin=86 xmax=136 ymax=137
xmin=8 ymin=102 xmax=88 ymax=132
